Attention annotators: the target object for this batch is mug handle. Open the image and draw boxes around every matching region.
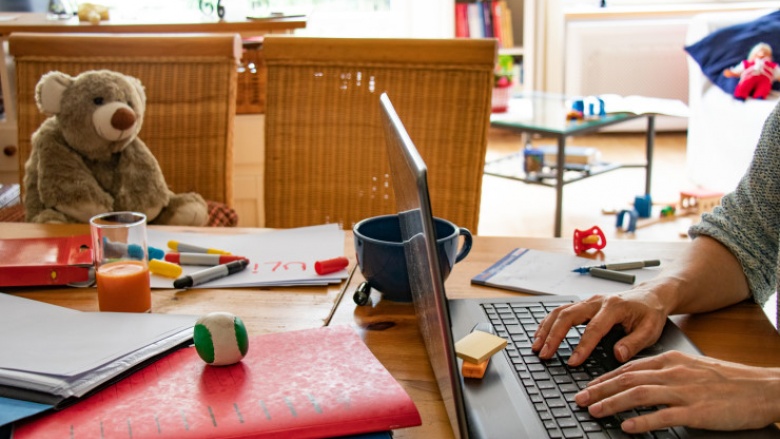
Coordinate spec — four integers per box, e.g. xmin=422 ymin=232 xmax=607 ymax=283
xmin=455 ymin=228 xmax=473 ymax=263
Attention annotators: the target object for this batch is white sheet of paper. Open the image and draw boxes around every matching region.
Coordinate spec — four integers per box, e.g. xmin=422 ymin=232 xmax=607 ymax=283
xmin=472 ymin=248 xmax=662 ymax=298
xmin=147 ymin=224 xmax=348 ymax=288
xmin=0 ymin=293 xmax=195 ymax=377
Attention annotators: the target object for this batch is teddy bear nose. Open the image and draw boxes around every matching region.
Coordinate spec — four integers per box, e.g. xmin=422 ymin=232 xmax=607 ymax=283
xmin=111 ymin=107 xmax=136 ymax=131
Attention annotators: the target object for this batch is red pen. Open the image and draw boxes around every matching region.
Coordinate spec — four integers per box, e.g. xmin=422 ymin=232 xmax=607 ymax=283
xmin=165 ymin=252 xmax=248 ymax=266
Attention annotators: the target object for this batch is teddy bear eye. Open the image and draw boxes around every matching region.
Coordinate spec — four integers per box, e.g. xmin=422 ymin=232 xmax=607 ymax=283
xmin=93 ymin=97 xmax=104 ymax=105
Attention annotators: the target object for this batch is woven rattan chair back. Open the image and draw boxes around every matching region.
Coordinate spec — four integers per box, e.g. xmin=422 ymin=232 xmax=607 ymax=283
xmin=263 ymin=36 xmax=496 ymax=232
xmin=9 ymin=32 xmax=242 ymax=206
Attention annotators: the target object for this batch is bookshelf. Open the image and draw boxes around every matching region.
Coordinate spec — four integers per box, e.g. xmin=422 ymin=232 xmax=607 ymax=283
xmin=455 ymin=0 xmax=524 ymax=84
xmin=455 ymin=1 xmax=521 ymax=49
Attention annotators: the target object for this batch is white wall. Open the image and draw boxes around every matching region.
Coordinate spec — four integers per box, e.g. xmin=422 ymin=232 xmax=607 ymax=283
xmin=296 ymin=0 xmax=454 ymax=38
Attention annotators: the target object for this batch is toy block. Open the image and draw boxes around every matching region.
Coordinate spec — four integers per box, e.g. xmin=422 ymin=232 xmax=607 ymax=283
xmin=454 ymin=330 xmax=507 ymax=364
xmin=634 ymin=194 xmax=652 ymax=218
xmin=679 ymin=189 xmax=724 ymax=216
xmin=462 ymin=359 xmax=490 ymax=379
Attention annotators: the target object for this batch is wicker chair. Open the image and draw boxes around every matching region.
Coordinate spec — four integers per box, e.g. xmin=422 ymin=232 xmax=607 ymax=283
xmin=8 ymin=32 xmax=242 ymax=224
xmin=262 ymin=36 xmax=496 ymax=233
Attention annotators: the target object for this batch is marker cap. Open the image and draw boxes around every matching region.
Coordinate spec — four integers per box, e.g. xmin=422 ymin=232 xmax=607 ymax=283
xmin=315 ymin=257 xmax=349 ymax=275
xmin=149 ymin=259 xmax=184 ymax=278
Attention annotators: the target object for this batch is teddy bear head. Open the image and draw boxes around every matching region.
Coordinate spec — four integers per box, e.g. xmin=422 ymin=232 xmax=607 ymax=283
xmin=35 ymin=70 xmax=146 ymax=161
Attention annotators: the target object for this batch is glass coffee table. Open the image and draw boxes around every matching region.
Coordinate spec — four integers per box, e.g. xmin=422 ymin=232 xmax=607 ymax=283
xmin=486 ymin=92 xmax=655 ymax=237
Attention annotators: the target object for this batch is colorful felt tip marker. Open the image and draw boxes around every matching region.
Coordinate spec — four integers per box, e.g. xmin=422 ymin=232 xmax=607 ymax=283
xmin=165 ymin=252 xmax=248 ymax=266
xmin=167 ymin=240 xmax=231 ymax=255
xmin=103 ymin=237 xmax=164 ymax=260
xmin=314 ymin=256 xmax=349 ymax=275
xmin=572 ymin=259 xmax=660 ymax=274
xmin=588 ymin=267 xmax=635 ymax=284
xmin=173 ymin=259 xmax=248 ymax=289
xmin=148 ymin=259 xmax=184 ymax=278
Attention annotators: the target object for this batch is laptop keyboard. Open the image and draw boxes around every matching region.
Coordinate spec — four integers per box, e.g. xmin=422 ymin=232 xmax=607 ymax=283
xmin=482 ymin=301 xmax=680 ymax=439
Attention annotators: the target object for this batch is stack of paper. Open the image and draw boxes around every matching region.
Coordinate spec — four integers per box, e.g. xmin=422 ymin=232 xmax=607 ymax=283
xmin=147 ymin=224 xmax=349 ymax=289
xmin=0 ymin=294 xmax=196 ymax=411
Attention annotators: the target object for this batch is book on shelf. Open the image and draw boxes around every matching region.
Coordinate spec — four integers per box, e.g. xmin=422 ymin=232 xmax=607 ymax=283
xmin=454 ymin=1 xmax=514 ymax=49
xmin=12 ymin=325 xmax=422 ymax=439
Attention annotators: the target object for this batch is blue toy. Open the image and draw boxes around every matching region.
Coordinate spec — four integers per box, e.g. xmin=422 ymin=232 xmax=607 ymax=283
xmin=634 ymin=194 xmax=652 ymax=218
xmin=616 ymin=209 xmax=639 ymax=233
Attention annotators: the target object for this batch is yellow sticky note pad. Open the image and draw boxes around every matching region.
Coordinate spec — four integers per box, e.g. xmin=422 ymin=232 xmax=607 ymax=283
xmin=454 ymin=330 xmax=507 ymax=364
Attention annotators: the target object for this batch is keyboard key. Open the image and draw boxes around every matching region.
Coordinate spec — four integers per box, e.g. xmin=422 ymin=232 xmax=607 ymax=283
xmin=652 ymin=431 xmax=679 ymax=439
xmin=561 ymin=426 xmax=585 ymax=438
xmin=537 ymin=380 xmax=556 ymax=390
xmin=574 ymin=410 xmax=594 ymax=422
xmin=547 ymin=398 xmax=567 ymax=408
xmin=556 ymin=416 xmax=578 ymax=428
xmin=581 ymin=421 xmax=602 ymax=432
xmin=505 ymin=324 xmax=524 ymax=334
xmin=548 ymin=366 xmax=568 ymax=376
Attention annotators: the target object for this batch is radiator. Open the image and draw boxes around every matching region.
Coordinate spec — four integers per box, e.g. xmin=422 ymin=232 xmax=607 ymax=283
xmin=564 ymin=18 xmax=690 ymax=132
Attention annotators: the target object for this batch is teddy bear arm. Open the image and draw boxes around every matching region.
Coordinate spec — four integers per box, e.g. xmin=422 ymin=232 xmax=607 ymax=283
xmin=35 ymin=142 xmax=114 ymax=222
xmin=113 ymin=140 xmax=171 ymax=219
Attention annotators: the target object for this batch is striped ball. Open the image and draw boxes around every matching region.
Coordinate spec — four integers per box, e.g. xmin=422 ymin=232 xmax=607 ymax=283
xmin=193 ymin=312 xmax=249 ymax=366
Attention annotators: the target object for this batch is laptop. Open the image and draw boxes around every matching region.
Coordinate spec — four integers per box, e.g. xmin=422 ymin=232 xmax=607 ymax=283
xmin=378 ymin=92 xmax=778 ymax=439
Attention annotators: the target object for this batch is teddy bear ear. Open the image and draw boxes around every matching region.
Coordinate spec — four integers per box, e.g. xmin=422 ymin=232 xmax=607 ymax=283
xmin=35 ymin=71 xmax=74 ymax=115
xmin=127 ymin=75 xmax=146 ymax=108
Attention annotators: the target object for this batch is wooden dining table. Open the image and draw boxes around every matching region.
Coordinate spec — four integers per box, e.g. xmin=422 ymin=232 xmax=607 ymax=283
xmin=3 ymin=222 xmax=780 ymax=438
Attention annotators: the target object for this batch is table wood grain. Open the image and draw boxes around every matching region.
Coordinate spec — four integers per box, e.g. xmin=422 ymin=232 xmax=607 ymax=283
xmin=4 ymin=223 xmax=779 ymax=437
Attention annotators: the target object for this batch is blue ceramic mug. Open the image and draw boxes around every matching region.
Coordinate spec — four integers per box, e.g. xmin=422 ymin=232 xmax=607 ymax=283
xmin=353 ymin=214 xmax=472 ymax=302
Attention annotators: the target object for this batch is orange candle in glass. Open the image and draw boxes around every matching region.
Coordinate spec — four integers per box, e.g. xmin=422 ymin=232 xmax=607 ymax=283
xmin=95 ymin=260 xmax=151 ymax=313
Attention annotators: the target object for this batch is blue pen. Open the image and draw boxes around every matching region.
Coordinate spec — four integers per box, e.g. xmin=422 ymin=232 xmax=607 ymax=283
xmin=572 ymin=259 xmax=660 ymax=274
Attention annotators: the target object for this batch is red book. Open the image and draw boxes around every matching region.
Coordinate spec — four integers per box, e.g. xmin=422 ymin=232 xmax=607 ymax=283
xmin=455 ymin=3 xmax=469 ymax=38
xmin=13 ymin=325 xmax=422 ymax=439
xmin=0 ymin=235 xmax=93 ymax=287
xmin=491 ymin=0 xmax=505 ymax=47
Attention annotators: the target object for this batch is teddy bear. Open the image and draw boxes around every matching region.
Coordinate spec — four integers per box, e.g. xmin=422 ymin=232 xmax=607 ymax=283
xmin=723 ymin=42 xmax=780 ymax=100
xmin=77 ymin=3 xmax=110 ymax=25
xmin=23 ymin=69 xmax=209 ymax=226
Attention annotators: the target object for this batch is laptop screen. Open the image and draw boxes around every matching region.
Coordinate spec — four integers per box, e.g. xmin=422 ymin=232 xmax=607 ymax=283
xmin=379 ymin=93 xmax=469 ymax=439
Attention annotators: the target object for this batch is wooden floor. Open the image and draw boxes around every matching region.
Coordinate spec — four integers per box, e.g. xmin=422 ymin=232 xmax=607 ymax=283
xmin=477 ymin=128 xmax=696 ymax=242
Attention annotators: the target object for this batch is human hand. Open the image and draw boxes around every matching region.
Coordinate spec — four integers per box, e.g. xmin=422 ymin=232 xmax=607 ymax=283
xmin=532 ymin=288 xmax=670 ymax=366
xmin=575 ymin=350 xmax=780 ymax=433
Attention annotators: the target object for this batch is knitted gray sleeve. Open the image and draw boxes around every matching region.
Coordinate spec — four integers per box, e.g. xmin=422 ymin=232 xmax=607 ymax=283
xmin=689 ymin=101 xmax=780 ymax=306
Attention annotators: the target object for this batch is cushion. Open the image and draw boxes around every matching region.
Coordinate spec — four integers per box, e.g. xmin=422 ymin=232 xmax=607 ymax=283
xmin=685 ymin=9 xmax=780 ymax=95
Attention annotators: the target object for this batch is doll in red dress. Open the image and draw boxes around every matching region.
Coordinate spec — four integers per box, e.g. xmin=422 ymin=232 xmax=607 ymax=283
xmin=723 ymin=42 xmax=780 ymax=100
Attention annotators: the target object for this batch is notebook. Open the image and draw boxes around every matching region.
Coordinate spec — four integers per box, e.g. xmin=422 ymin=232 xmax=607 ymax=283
xmin=378 ymin=92 xmax=778 ymax=438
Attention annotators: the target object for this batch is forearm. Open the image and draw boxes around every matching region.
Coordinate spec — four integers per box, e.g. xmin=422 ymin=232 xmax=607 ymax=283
xmin=645 ymin=235 xmax=750 ymax=316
